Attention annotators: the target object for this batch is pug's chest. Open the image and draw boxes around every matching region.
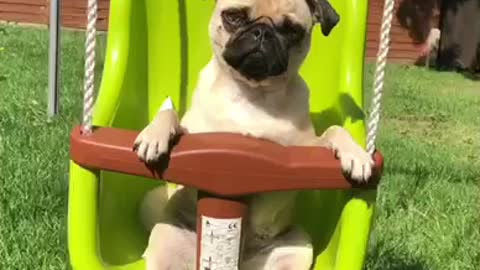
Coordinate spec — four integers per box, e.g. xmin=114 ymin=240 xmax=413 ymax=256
xmin=182 ymin=96 xmax=305 ymax=146
xmin=179 ymin=90 xmax=308 ymax=241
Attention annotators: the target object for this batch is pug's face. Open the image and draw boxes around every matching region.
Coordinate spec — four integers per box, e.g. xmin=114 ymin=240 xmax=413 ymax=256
xmin=209 ymin=0 xmax=340 ymax=83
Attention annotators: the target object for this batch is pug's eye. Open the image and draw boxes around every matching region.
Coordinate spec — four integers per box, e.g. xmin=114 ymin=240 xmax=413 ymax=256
xmin=278 ymin=19 xmax=305 ymax=45
xmin=221 ymin=8 xmax=249 ymax=32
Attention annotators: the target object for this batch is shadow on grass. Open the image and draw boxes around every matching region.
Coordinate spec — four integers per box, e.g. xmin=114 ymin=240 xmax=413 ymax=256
xmin=433 ymin=65 xmax=480 ymax=81
xmin=459 ymin=70 xmax=480 ymax=81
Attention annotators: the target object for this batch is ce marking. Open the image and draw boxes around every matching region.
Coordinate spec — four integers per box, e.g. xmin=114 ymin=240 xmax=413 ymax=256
xmin=228 ymin=223 xmax=238 ymax=230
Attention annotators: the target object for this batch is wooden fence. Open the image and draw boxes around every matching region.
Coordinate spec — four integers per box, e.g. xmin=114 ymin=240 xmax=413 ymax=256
xmin=0 ymin=0 xmax=109 ymax=29
xmin=367 ymin=0 xmax=441 ymax=63
xmin=0 ymin=0 xmax=440 ymax=64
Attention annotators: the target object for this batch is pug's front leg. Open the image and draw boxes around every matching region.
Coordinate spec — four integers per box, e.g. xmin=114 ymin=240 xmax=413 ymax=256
xmin=133 ymin=98 xmax=184 ymax=163
xmin=316 ymin=125 xmax=374 ymax=182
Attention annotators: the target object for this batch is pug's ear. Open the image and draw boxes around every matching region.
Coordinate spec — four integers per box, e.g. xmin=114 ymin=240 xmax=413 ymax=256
xmin=306 ymin=0 xmax=340 ymax=36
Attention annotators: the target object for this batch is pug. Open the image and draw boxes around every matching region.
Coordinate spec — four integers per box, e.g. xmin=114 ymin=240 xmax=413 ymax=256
xmin=134 ymin=0 xmax=374 ymax=269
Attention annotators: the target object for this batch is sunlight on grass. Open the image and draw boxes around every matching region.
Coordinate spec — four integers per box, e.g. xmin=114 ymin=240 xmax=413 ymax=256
xmin=0 ymin=25 xmax=479 ymax=270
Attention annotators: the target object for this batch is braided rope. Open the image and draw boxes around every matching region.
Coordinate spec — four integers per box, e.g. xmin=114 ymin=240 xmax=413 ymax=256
xmin=366 ymin=0 xmax=395 ymax=155
xmin=81 ymin=0 xmax=98 ymax=135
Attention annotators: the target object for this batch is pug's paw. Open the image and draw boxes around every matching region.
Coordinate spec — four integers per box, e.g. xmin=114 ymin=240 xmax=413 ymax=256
xmin=333 ymin=140 xmax=374 ymax=183
xmin=241 ymin=226 xmax=313 ymax=270
xmin=318 ymin=126 xmax=374 ymax=183
xmin=133 ymin=110 xmax=180 ymax=163
xmin=143 ymin=223 xmax=196 ymax=270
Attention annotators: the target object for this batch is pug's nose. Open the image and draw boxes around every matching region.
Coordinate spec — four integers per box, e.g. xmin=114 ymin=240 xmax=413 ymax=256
xmin=252 ymin=24 xmax=273 ymax=43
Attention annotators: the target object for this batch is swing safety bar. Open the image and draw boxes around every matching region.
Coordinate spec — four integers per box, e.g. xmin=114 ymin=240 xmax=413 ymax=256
xmin=70 ymin=125 xmax=384 ymax=197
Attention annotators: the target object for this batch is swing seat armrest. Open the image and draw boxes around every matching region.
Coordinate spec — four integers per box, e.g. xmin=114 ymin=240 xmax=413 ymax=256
xmin=70 ymin=125 xmax=384 ymax=197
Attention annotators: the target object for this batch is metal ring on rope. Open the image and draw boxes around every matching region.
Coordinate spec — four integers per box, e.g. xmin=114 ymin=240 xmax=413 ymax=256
xmin=81 ymin=0 xmax=97 ymax=135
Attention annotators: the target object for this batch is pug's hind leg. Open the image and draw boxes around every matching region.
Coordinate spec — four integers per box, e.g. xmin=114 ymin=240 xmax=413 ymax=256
xmin=241 ymin=226 xmax=313 ymax=270
xmin=143 ymin=223 xmax=196 ymax=270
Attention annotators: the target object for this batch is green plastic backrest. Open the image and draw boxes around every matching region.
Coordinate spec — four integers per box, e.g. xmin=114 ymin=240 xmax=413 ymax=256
xmin=92 ymin=0 xmax=368 ymax=144
xmin=145 ymin=0 xmax=368 ymax=146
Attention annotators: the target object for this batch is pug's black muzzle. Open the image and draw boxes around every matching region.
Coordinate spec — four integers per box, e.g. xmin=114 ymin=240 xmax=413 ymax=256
xmin=222 ymin=23 xmax=289 ymax=81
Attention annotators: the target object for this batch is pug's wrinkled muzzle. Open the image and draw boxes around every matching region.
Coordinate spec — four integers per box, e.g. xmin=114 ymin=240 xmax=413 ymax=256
xmin=223 ymin=23 xmax=289 ymax=81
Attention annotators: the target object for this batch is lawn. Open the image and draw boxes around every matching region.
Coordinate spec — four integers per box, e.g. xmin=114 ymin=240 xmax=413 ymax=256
xmin=0 ymin=25 xmax=479 ymax=270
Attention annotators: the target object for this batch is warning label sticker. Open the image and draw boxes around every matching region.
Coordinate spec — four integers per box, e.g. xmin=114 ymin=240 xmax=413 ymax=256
xmin=199 ymin=216 xmax=242 ymax=270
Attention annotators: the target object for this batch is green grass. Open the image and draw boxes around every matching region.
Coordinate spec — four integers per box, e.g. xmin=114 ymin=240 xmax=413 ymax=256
xmin=1 ymin=25 xmax=479 ymax=270
xmin=364 ymin=66 xmax=480 ymax=270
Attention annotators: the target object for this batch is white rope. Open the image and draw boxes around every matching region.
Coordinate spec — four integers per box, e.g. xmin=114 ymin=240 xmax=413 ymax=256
xmin=81 ymin=0 xmax=97 ymax=135
xmin=366 ymin=0 xmax=395 ymax=155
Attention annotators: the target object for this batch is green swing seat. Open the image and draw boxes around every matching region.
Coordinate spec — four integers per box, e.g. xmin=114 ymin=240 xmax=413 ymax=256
xmin=68 ymin=0 xmax=377 ymax=269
